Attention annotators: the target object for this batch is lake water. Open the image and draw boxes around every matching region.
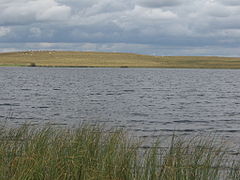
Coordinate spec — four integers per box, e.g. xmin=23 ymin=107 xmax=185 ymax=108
xmin=1 ymin=67 xmax=240 ymax=143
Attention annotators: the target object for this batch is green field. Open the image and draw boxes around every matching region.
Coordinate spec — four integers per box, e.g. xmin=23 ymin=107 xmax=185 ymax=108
xmin=1 ymin=51 xmax=240 ymax=68
xmin=0 ymin=123 xmax=239 ymax=180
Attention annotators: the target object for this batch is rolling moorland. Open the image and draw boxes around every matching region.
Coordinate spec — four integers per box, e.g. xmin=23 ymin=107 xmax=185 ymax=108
xmin=1 ymin=51 xmax=240 ymax=68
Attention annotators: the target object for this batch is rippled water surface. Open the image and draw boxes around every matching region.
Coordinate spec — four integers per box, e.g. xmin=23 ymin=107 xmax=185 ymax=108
xmin=1 ymin=67 xmax=240 ymax=140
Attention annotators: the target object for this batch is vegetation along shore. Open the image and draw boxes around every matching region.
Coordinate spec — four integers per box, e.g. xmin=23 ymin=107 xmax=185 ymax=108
xmin=0 ymin=123 xmax=240 ymax=180
xmin=1 ymin=51 xmax=240 ymax=68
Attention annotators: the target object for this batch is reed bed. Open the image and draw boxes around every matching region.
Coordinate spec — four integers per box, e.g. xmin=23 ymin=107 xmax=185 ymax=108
xmin=0 ymin=124 xmax=239 ymax=180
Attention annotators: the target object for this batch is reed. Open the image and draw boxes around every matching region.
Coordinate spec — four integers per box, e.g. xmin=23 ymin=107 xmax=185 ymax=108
xmin=0 ymin=124 xmax=239 ymax=179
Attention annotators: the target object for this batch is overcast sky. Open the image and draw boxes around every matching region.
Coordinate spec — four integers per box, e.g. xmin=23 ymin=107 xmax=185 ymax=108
xmin=0 ymin=0 xmax=240 ymax=56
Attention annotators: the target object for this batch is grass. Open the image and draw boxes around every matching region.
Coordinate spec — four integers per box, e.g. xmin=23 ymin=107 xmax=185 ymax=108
xmin=1 ymin=51 xmax=240 ymax=68
xmin=0 ymin=123 xmax=240 ymax=179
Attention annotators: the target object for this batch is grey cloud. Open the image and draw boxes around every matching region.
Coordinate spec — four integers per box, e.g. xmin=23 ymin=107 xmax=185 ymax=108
xmin=0 ymin=0 xmax=240 ymax=56
xmin=137 ymin=0 xmax=182 ymax=8
xmin=210 ymin=16 xmax=240 ymax=29
xmin=0 ymin=0 xmax=71 ymax=26
xmin=86 ymin=1 xmax=134 ymax=15
xmin=219 ymin=0 xmax=240 ymax=6
xmin=205 ymin=3 xmax=231 ymax=17
xmin=0 ymin=27 xmax=11 ymax=37
xmin=57 ymin=0 xmax=134 ymax=16
xmin=56 ymin=0 xmax=97 ymax=9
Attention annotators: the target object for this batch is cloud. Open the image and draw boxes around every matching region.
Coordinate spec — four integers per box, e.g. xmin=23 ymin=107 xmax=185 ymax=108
xmin=0 ymin=0 xmax=239 ymax=56
xmin=56 ymin=0 xmax=96 ymax=7
xmin=29 ymin=27 xmax=42 ymax=38
xmin=204 ymin=3 xmax=231 ymax=17
xmin=37 ymin=4 xmax=71 ymax=21
xmin=131 ymin=6 xmax=178 ymax=20
xmin=0 ymin=0 xmax=71 ymax=25
xmin=0 ymin=27 xmax=11 ymax=37
xmin=137 ymin=0 xmax=182 ymax=8
xmin=219 ymin=0 xmax=240 ymax=6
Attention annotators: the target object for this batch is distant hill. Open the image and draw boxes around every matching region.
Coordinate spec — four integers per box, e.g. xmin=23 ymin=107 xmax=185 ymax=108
xmin=0 ymin=51 xmax=240 ymax=69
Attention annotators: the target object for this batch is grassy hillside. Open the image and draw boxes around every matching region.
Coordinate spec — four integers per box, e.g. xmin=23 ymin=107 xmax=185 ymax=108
xmin=0 ymin=51 xmax=240 ymax=68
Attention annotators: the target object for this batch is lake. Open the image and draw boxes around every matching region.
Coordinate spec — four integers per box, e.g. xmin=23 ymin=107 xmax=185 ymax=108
xmin=1 ymin=67 xmax=240 ymax=143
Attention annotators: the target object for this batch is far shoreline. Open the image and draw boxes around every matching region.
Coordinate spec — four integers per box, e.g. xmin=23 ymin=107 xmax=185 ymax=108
xmin=1 ymin=51 xmax=240 ymax=69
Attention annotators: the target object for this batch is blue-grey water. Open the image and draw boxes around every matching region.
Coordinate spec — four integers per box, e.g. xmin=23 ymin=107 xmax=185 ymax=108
xmin=1 ymin=67 xmax=240 ymax=143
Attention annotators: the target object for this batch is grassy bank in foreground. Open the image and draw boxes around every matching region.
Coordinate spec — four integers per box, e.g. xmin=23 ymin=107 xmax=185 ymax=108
xmin=0 ymin=124 xmax=240 ymax=180
xmin=1 ymin=51 xmax=240 ymax=68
